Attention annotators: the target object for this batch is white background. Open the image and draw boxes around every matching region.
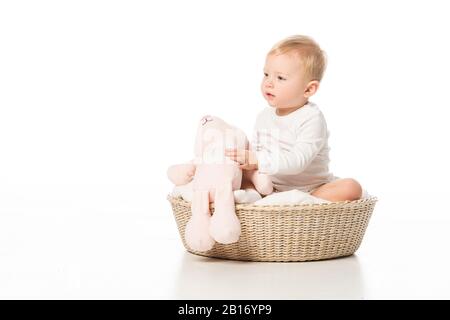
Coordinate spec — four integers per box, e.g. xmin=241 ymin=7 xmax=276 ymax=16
xmin=1 ymin=0 xmax=450 ymax=299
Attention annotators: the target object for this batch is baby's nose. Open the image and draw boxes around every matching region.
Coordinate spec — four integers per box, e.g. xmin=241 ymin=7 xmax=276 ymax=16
xmin=265 ymin=80 xmax=274 ymax=88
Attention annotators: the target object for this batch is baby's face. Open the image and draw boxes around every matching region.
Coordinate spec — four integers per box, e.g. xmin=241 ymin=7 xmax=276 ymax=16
xmin=261 ymin=53 xmax=310 ymax=110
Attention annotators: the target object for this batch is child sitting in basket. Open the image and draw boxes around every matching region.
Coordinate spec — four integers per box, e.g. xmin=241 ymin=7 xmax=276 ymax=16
xmin=226 ymin=35 xmax=362 ymax=202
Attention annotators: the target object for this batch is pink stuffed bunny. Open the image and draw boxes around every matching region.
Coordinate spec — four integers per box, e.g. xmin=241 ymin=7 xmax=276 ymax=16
xmin=167 ymin=115 xmax=273 ymax=252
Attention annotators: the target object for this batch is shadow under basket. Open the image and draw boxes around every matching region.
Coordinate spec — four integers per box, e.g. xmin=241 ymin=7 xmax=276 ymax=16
xmin=167 ymin=195 xmax=377 ymax=262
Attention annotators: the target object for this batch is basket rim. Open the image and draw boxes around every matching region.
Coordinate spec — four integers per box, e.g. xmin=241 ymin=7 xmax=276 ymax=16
xmin=167 ymin=193 xmax=377 ymax=211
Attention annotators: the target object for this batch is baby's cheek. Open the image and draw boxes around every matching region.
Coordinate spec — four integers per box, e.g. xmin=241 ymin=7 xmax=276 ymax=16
xmin=260 ymin=85 xmax=266 ymax=96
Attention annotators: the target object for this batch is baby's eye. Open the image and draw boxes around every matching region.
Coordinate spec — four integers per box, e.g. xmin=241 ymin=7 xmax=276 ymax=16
xmin=277 ymin=76 xmax=286 ymax=81
xmin=263 ymin=73 xmax=268 ymax=77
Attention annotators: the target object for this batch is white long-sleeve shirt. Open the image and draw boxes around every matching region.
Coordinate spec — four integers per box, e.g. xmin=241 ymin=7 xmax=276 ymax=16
xmin=252 ymin=101 xmax=335 ymax=192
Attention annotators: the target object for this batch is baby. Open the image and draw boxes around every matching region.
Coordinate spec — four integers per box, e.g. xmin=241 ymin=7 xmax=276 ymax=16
xmin=226 ymin=35 xmax=362 ymax=202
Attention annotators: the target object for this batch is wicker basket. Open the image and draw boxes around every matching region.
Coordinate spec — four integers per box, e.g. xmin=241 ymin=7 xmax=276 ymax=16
xmin=167 ymin=195 xmax=377 ymax=262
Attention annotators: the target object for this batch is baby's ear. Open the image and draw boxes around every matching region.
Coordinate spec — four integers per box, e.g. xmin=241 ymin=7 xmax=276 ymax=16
xmin=304 ymin=80 xmax=320 ymax=97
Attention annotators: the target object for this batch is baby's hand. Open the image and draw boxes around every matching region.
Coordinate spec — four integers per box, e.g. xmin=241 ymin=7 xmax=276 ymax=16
xmin=225 ymin=149 xmax=258 ymax=170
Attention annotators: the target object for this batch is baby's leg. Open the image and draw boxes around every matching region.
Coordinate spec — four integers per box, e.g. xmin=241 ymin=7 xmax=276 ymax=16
xmin=234 ymin=175 xmax=262 ymax=204
xmin=240 ymin=175 xmax=255 ymax=190
xmin=311 ymin=178 xmax=362 ymax=202
xmin=243 ymin=170 xmax=273 ymax=196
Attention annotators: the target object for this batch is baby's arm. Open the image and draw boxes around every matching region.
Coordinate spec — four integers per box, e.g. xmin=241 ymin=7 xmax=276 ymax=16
xmin=224 ymin=149 xmax=258 ymax=170
xmin=225 ymin=125 xmax=260 ymax=170
xmin=257 ymin=115 xmax=327 ymax=175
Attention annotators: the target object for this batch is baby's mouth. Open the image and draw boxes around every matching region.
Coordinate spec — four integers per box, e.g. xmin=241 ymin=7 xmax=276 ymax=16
xmin=266 ymin=92 xmax=275 ymax=99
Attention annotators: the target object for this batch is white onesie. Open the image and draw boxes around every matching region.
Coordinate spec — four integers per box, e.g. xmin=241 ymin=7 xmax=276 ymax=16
xmin=252 ymin=101 xmax=336 ymax=193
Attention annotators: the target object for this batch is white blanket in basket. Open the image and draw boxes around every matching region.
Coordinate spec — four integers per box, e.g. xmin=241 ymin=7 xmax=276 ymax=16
xmin=254 ymin=189 xmax=371 ymax=205
xmin=253 ymin=189 xmax=329 ymax=205
xmin=172 ymin=183 xmax=371 ymax=205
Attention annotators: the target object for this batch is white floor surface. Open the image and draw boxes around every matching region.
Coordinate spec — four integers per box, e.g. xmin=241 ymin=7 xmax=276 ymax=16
xmin=1 ymin=184 xmax=450 ymax=299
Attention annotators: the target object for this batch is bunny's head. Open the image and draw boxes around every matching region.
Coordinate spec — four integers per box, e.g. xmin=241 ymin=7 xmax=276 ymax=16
xmin=194 ymin=115 xmax=248 ymax=164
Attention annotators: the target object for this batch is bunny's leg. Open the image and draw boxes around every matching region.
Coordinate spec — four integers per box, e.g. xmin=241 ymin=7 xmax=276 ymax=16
xmin=184 ymin=190 xmax=215 ymax=252
xmin=209 ymin=181 xmax=241 ymax=244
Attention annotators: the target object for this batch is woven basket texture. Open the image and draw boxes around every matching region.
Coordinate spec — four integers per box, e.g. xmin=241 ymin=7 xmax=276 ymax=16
xmin=168 ymin=195 xmax=377 ymax=262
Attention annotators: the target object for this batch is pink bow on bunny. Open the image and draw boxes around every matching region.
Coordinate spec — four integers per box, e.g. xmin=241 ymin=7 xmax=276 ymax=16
xmin=167 ymin=115 xmax=273 ymax=252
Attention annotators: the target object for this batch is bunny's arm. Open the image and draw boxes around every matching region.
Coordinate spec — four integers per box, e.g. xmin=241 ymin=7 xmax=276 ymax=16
xmin=167 ymin=162 xmax=196 ymax=186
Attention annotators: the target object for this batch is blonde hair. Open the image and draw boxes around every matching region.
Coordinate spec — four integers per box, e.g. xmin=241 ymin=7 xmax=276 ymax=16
xmin=268 ymin=35 xmax=327 ymax=81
